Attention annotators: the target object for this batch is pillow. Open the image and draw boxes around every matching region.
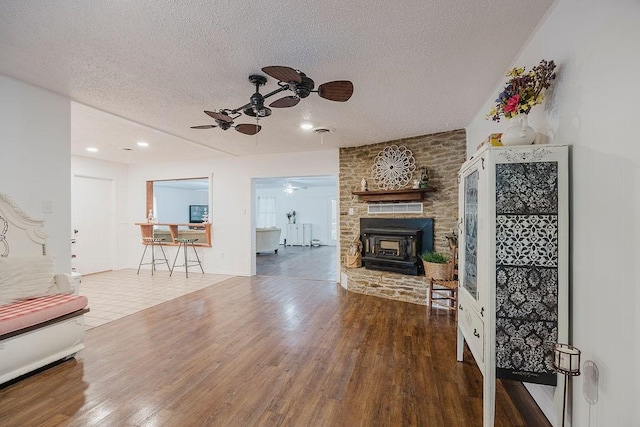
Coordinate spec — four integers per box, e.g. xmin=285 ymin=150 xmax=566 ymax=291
xmin=0 ymin=255 xmax=58 ymax=306
xmin=54 ymin=273 xmax=72 ymax=294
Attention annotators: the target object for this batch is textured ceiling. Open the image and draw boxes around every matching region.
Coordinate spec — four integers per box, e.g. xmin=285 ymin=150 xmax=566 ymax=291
xmin=0 ymin=1 xmax=554 ymax=164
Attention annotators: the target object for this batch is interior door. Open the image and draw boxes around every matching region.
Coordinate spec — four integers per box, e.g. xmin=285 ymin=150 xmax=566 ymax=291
xmin=72 ymin=175 xmax=114 ymax=275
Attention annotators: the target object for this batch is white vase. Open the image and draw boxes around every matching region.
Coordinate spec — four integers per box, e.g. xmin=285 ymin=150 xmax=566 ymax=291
xmin=501 ymin=114 xmax=536 ymax=146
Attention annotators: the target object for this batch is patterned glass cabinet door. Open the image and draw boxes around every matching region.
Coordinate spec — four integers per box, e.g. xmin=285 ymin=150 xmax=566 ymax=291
xmin=459 ymin=164 xmax=480 ymax=303
xmin=456 ymin=145 xmax=569 ymax=427
xmin=457 ymin=155 xmax=488 ymax=375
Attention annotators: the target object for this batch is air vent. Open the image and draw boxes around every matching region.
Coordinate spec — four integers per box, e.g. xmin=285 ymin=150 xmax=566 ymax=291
xmin=367 ymin=203 xmax=423 ymax=214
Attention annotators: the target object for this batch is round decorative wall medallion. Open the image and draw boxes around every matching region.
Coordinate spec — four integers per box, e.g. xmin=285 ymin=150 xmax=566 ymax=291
xmin=372 ymin=145 xmax=416 ymax=190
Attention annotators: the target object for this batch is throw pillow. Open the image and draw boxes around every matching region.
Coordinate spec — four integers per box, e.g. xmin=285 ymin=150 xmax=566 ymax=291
xmin=0 ymin=255 xmax=58 ymax=306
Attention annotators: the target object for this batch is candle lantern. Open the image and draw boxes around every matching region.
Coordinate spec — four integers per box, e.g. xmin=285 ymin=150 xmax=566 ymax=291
xmin=552 ymin=343 xmax=581 ymax=427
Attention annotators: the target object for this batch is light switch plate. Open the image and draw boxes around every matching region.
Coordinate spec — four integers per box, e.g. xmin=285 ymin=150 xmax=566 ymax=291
xmin=42 ymin=200 xmax=53 ymax=214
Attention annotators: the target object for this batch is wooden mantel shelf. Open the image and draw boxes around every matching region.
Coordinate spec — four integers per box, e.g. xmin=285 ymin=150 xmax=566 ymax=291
xmin=352 ymin=187 xmax=436 ymax=202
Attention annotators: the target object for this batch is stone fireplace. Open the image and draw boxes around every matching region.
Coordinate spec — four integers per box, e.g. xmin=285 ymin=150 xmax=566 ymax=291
xmin=360 ymin=218 xmax=433 ymax=276
xmin=339 ymin=129 xmax=467 ymax=305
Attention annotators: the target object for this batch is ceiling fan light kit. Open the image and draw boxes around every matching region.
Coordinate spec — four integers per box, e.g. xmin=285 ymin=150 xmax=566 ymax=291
xmin=314 ymin=128 xmax=331 ymax=145
xmin=191 ymin=66 xmax=353 ymax=136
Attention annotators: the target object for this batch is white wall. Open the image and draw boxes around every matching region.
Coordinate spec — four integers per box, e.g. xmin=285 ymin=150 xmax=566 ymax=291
xmin=125 ymin=150 xmax=339 ymax=276
xmin=0 ymin=74 xmax=71 ymax=273
xmin=256 ymin=184 xmax=337 ymax=245
xmin=466 ymin=0 xmax=640 ymax=425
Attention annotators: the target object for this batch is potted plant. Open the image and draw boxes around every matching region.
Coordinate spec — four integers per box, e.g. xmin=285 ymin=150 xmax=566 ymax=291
xmin=421 ymin=251 xmax=452 ymax=281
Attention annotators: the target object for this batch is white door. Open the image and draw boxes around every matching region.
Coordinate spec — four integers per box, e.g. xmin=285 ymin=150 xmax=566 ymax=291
xmin=72 ymin=176 xmax=114 ymax=275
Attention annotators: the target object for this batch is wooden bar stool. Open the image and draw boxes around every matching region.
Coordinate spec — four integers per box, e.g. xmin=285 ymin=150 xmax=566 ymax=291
xmin=428 ymin=244 xmax=458 ymax=319
xmin=137 ymin=237 xmax=172 ymax=275
xmin=171 ymin=238 xmax=204 ymax=278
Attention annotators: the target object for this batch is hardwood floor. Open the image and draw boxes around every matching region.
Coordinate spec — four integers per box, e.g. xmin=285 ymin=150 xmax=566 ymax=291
xmin=256 ymin=245 xmax=337 ymax=281
xmin=0 ymin=274 xmax=548 ymax=426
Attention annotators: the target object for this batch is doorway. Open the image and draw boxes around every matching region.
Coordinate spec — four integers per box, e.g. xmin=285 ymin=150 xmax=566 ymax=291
xmin=72 ymin=175 xmax=114 ymax=275
xmin=253 ymin=175 xmax=339 ymax=282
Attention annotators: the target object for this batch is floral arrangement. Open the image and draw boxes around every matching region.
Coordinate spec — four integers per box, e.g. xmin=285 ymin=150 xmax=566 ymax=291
xmin=486 ymin=60 xmax=557 ymax=122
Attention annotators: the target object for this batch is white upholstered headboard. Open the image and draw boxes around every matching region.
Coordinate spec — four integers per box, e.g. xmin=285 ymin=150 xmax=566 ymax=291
xmin=0 ymin=194 xmax=47 ymax=258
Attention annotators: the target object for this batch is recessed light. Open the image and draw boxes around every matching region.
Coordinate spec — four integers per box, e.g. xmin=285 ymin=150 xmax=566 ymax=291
xmin=300 ymin=122 xmax=313 ymax=130
xmin=86 ymin=147 xmax=98 ymax=152
xmin=137 ymin=141 xmax=149 ymax=147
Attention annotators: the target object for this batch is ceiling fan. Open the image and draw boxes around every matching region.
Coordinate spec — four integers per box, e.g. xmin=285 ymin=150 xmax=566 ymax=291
xmin=191 ymin=109 xmax=261 ymax=136
xmin=191 ymin=66 xmax=354 ymax=135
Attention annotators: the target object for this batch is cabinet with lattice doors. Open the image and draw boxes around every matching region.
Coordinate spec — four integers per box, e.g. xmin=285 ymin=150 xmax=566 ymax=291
xmin=456 ymin=145 xmax=569 ymax=427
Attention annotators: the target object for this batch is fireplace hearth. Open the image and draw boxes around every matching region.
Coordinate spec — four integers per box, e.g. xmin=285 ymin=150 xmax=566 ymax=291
xmin=360 ymin=218 xmax=434 ymax=276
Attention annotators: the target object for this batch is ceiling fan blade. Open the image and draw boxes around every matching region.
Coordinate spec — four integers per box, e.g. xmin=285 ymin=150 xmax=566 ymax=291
xmin=235 ymin=123 xmax=262 ymax=135
xmin=190 ymin=125 xmax=217 ymax=129
xmin=269 ymin=96 xmax=300 ymax=108
xmin=262 ymin=66 xmax=302 ymax=83
xmin=318 ymin=81 xmax=354 ymax=102
xmin=204 ymin=110 xmax=233 ymax=123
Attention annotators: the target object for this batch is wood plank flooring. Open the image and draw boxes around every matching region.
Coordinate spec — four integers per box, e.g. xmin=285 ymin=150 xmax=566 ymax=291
xmin=0 ymin=273 xmax=548 ymax=426
xmin=256 ymin=245 xmax=337 ymax=281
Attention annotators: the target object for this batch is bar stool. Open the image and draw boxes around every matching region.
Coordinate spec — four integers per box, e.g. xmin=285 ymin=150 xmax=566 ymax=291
xmin=171 ymin=238 xmax=204 ymax=278
xmin=137 ymin=237 xmax=172 ymax=275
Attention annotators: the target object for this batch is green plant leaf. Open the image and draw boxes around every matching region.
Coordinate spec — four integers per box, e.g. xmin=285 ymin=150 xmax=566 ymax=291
xmin=421 ymin=251 xmax=450 ymax=264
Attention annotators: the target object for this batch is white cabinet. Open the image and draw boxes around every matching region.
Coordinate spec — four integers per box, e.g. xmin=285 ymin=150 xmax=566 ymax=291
xmin=456 ymin=145 xmax=569 ymax=426
xmin=285 ymin=223 xmax=311 ymax=246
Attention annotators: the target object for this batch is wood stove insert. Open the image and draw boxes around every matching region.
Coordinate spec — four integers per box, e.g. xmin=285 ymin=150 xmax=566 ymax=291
xmin=360 ymin=218 xmax=434 ymax=276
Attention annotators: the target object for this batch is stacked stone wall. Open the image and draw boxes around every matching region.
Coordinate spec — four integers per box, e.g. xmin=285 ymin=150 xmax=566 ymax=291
xmin=339 ymin=129 xmax=467 ymax=305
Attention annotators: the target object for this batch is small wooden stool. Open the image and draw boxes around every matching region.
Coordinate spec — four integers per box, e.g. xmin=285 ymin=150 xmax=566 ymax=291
xmin=428 ymin=243 xmax=458 ymax=319
xmin=428 ymin=278 xmax=458 ymax=319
